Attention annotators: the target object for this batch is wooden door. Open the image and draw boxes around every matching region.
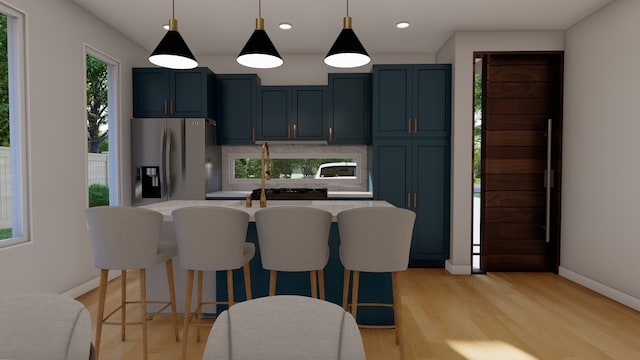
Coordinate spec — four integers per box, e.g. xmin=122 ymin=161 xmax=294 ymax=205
xmin=480 ymin=52 xmax=563 ymax=272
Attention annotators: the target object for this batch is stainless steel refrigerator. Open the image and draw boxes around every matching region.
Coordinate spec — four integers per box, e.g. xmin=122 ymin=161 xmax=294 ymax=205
xmin=131 ymin=118 xmax=219 ymax=206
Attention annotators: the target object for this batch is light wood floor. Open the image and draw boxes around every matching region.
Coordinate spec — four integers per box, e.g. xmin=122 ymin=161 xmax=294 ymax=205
xmin=76 ymin=269 xmax=640 ymax=360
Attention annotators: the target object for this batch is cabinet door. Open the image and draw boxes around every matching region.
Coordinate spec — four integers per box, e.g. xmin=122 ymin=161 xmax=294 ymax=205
xmin=293 ymin=86 xmax=327 ymax=140
xmin=133 ymin=68 xmax=170 ymax=118
xmin=329 ymin=74 xmax=371 ymax=144
xmin=413 ymin=65 xmax=451 ymax=137
xmin=258 ymin=87 xmax=290 ymax=140
xmin=372 ymin=65 xmax=412 ymax=137
xmin=171 ymin=68 xmax=212 ymax=118
xmin=411 ymin=139 xmax=450 ymax=266
xmin=217 ymin=74 xmax=258 ymax=144
xmin=372 ymin=140 xmax=411 ymax=209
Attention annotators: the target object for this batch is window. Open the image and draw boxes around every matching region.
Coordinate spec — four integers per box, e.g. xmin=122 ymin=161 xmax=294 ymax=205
xmin=233 ymin=158 xmax=357 ymax=180
xmin=0 ymin=4 xmax=28 ymax=247
xmin=85 ymin=47 xmax=120 ymax=207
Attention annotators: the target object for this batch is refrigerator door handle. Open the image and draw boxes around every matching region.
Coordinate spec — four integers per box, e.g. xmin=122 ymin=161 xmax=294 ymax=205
xmin=165 ymin=127 xmax=173 ymax=197
xmin=159 ymin=128 xmax=167 ymax=198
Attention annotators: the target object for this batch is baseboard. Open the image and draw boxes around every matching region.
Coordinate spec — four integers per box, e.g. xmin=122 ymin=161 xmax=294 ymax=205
xmin=62 ymin=270 xmax=120 ymax=299
xmin=445 ymin=260 xmax=471 ymax=275
xmin=559 ymin=266 xmax=640 ymax=312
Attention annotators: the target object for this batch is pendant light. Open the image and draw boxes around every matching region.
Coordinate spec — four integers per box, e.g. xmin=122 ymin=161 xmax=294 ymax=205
xmin=149 ymin=0 xmax=198 ymax=69
xmin=237 ymin=0 xmax=283 ymax=69
xmin=324 ymin=0 xmax=370 ymax=68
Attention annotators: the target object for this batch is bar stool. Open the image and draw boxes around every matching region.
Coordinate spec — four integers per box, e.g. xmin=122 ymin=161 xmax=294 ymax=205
xmin=337 ymin=206 xmax=415 ymax=359
xmin=255 ymin=206 xmax=332 ymax=299
xmin=171 ymin=206 xmax=254 ymax=360
xmin=84 ymin=206 xmax=179 ymax=360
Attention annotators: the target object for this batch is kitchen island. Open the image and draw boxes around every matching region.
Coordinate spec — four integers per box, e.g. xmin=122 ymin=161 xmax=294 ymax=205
xmin=139 ymin=199 xmax=395 ymax=325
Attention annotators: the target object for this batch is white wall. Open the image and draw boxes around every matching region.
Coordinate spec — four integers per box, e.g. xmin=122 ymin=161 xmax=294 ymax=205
xmin=435 ymin=31 xmax=565 ymax=274
xmin=560 ymin=0 xmax=640 ymax=309
xmin=0 ymin=0 xmax=147 ymax=295
xmin=196 ymin=53 xmax=435 ymax=85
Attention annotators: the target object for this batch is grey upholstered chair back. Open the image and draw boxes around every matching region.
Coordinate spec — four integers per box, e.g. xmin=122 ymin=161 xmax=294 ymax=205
xmin=255 ymin=206 xmax=332 ymax=271
xmin=84 ymin=206 xmax=164 ymax=269
xmin=172 ymin=206 xmax=252 ymax=270
xmin=202 ymin=295 xmax=365 ymax=360
xmin=0 ymin=293 xmax=93 ymax=360
xmin=338 ymin=207 xmax=416 ymax=272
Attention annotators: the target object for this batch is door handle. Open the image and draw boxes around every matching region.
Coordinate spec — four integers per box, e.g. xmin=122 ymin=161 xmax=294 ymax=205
xmin=414 ymin=118 xmax=418 ymax=134
xmin=414 ymin=192 xmax=417 ymax=209
xmin=545 ymin=118 xmax=552 ymax=243
xmin=287 ymin=124 xmax=291 ymax=139
xmin=169 ymin=99 xmax=174 ymax=115
xmin=407 ymin=119 xmax=411 ymax=134
xmin=252 ymin=128 xmax=256 ymax=143
xmin=163 ymin=99 xmax=168 ymax=115
xmin=293 ymin=124 xmax=297 ymax=139
xmin=329 ymin=127 xmax=333 ymax=143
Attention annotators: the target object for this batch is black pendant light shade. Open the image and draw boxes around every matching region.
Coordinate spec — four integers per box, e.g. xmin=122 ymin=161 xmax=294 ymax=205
xmin=148 ymin=6 xmax=198 ymax=70
xmin=237 ymin=17 xmax=283 ymax=69
xmin=324 ymin=16 xmax=370 ymax=68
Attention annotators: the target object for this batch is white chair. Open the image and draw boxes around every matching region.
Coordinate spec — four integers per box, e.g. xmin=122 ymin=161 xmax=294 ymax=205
xmin=0 ymin=293 xmax=93 ymax=360
xmin=337 ymin=206 xmax=415 ymax=359
xmin=171 ymin=206 xmax=254 ymax=360
xmin=255 ymin=206 xmax=332 ymax=299
xmin=84 ymin=206 xmax=179 ymax=360
xmin=202 ymin=295 xmax=365 ymax=360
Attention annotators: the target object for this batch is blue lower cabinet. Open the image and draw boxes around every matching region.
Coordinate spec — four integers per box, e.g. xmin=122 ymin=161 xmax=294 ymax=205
xmin=216 ymin=223 xmax=394 ymax=325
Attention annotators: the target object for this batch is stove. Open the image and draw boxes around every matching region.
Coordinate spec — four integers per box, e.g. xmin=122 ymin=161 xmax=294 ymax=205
xmin=250 ymin=188 xmax=328 ymax=200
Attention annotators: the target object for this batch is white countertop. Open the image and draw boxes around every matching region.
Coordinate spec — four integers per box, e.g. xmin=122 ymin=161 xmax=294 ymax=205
xmin=138 ymin=199 xmax=392 ymax=221
xmin=206 ymin=190 xmax=373 ymax=199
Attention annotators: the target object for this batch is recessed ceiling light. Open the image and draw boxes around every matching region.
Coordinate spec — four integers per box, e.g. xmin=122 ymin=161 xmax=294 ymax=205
xmin=279 ymin=23 xmax=292 ymax=30
xmin=396 ymin=21 xmax=410 ymax=29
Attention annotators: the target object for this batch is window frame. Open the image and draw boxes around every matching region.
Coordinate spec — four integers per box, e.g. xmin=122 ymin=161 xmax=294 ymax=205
xmin=0 ymin=2 xmax=29 ymax=248
xmin=84 ymin=45 xmax=121 ymax=206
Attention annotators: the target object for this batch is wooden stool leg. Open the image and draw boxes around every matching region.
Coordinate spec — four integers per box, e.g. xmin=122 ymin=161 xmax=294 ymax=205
xmin=351 ymin=271 xmax=360 ymax=321
xmin=182 ymin=269 xmax=194 ymax=360
xmin=196 ymin=270 xmax=204 ymax=342
xmin=392 ymin=271 xmax=405 ymax=359
xmin=310 ymin=270 xmax=318 ymax=298
xmin=243 ymin=263 xmax=252 ymax=300
xmin=269 ymin=270 xmax=277 ymax=296
xmin=227 ymin=269 xmax=235 ymax=305
xmin=342 ymin=269 xmax=350 ymax=311
xmin=318 ymin=269 xmax=326 ymax=300
xmin=95 ymin=269 xmax=108 ymax=360
xmin=121 ymin=270 xmax=126 ymax=341
xmin=139 ymin=269 xmax=148 ymax=360
xmin=165 ymin=259 xmax=179 ymax=341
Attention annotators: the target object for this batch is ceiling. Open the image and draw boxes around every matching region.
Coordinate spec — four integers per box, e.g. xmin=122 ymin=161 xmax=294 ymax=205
xmin=71 ymin=0 xmax=614 ymax=58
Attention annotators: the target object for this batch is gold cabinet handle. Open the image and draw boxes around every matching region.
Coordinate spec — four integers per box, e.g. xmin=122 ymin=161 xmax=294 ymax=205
xmin=407 ymin=192 xmax=411 ymax=208
xmin=414 ymin=118 xmax=418 ymax=134
xmin=414 ymin=192 xmax=417 ymax=209
xmin=170 ymin=99 xmax=174 ymax=115
xmin=407 ymin=118 xmax=411 ymax=134
xmin=163 ymin=99 xmax=168 ymax=115
xmin=293 ymin=124 xmax=297 ymax=139
xmin=329 ymin=127 xmax=333 ymax=143
xmin=287 ymin=124 xmax=291 ymax=139
xmin=252 ymin=128 xmax=256 ymax=143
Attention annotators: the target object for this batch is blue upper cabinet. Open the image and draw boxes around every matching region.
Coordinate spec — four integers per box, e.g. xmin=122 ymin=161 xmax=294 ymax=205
xmin=217 ymin=74 xmax=260 ymax=144
xmin=133 ymin=67 xmax=215 ymax=119
xmin=257 ymin=86 xmax=327 ymax=141
xmin=328 ymin=73 xmax=371 ymax=144
xmin=372 ymin=64 xmax=451 ymax=138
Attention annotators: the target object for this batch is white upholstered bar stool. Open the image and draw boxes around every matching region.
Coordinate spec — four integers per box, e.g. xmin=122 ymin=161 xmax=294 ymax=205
xmin=337 ymin=206 xmax=415 ymax=359
xmin=84 ymin=206 xmax=179 ymax=360
xmin=255 ymin=206 xmax=332 ymax=299
xmin=203 ymin=295 xmax=365 ymax=360
xmin=171 ymin=206 xmax=254 ymax=360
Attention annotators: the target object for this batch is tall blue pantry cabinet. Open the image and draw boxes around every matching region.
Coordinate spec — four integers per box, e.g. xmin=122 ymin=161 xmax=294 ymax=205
xmin=372 ymin=64 xmax=451 ymax=267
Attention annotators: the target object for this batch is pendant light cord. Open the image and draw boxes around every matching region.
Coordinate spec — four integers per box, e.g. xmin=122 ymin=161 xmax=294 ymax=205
xmin=172 ymin=0 xmax=175 ymax=19
xmin=346 ymin=0 xmax=349 ymax=16
xmin=259 ymin=0 xmax=262 ymax=18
